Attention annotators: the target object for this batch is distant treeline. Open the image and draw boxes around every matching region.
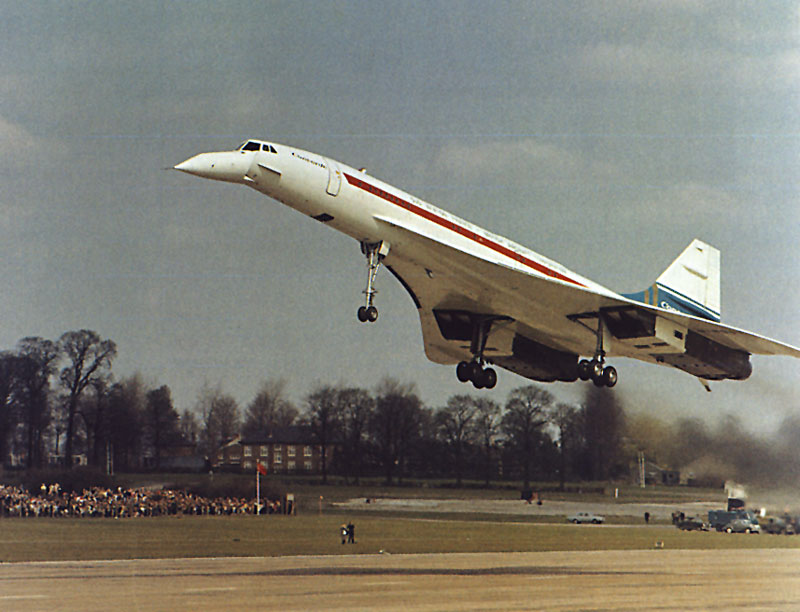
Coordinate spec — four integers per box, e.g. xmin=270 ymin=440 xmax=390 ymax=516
xmin=2 ymin=331 xmax=798 ymax=488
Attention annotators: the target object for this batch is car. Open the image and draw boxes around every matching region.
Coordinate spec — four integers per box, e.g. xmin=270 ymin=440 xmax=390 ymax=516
xmin=567 ymin=511 xmax=605 ymax=524
xmin=763 ymin=517 xmax=795 ymax=535
xmin=724 ymin=518 xmax=761 ymax=534
xmin=677 ymin=516 xmax=709 ymax=531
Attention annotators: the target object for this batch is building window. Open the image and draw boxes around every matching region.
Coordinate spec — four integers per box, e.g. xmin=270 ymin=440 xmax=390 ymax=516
xmin=304 ymin=461 xmax=312 ymax=471
xmin=288 ymin=446 xmax=296 ymax=457
xmin=288 ymin=461 xmax=296 ymax=471
xmin=260 ymin=445 xmax=268 ymax=456
xmin=244 ymin=446 xmax=252 ymax=457
xmin=274 ymin=452 xmax=282 ymax=464
xmin=304 ymin=446 xmax=312 ymax=457
xmin=243 ymin=460 xmax=252 ymax=470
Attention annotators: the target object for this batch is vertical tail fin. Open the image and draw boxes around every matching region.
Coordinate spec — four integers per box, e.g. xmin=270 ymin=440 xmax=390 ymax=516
xmin=624 ymin=239 xmax=721 ymax=322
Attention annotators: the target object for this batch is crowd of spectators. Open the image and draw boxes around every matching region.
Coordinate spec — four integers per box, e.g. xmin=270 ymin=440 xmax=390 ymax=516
xmin=0 ymin=484 xmax=284 ymax=518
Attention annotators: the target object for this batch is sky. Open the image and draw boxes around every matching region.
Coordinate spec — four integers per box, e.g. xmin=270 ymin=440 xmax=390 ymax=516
xmin=1 ymin=1 xmax=798 ymax=431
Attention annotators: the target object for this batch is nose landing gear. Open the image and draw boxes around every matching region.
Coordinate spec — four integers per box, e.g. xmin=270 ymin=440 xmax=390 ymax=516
xmin=357 ymin=241 xmax=389 ymax=323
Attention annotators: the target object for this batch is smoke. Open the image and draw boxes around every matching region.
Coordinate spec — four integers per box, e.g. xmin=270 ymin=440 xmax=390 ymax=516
xmin=670 ymin=412 xmax=800 ymax=489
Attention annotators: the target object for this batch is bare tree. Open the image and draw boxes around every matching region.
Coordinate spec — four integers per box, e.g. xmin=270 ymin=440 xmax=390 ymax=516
xmin=370 ymin=378 xmax=423 ymax=485
xmin=473 ymin=397 xmax=501 ymax=487
xmin=58 ymin=330 xmax=116 ymax=467
xmin=0 ymin=352 xmax=19 ymax=465
xmin=549 ymin=402 xmax=579 ymax=491
xmin=242 ymin=378 xmax=297 ymax=437
xmin=105 ymin=375 xmax=146 ymax=472
xmin=435 ymin=395 xmax=477 ymax=486
xmin=145 ymin=385 xmax=180 ymax=469
xmin=302 ymin=385 xmax=342 ymax=484
xmin=15 ymin=338 xmax=58 ymax=468
xmin=501 ymin=385 xmax=553 ymax=490
xmin=337 ymin=387 xmax=373 ymax=484
xmin=196 ymin=383 xmax=240 ymax=456
xmin=80 ymin=379 xmax=110 ymax=467
xmin=179 ymin=408 xmax=200 ymax=444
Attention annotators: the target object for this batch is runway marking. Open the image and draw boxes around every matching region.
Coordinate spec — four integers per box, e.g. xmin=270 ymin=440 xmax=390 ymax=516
xmin=183 ymin=587 xmax=237 ymax=594
xmin=0 ymin=595 xmax=49 ymax=600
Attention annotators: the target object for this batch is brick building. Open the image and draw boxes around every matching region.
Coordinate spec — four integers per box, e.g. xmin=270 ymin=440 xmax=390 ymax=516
xmin=213 ymin=426 xmax=332 ymax=474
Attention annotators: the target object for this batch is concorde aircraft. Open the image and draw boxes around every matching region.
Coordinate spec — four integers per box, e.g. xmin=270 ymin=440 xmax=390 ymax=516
xmin=174 ymin=139 xmax=800 ymax=390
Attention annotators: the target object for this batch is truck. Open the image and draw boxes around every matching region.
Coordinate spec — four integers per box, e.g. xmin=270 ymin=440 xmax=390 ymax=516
xmin=708 ymin=509 xmax=759 ymax=532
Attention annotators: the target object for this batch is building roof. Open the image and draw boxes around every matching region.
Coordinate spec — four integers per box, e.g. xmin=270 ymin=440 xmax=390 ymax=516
xmin=240 ymin=425 xmax=317 ymax=446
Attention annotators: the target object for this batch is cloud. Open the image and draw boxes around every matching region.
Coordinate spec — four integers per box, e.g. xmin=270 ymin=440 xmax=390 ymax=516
xmin=432 ymin=138 xmax=613 ymax=186
xmin=575 ymin=41 xmax=800 ymax=97
xmin=0 ymin=115 xmax=36 ymax=154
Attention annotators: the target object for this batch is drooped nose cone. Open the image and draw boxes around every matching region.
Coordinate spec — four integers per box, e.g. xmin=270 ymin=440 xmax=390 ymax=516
xmin=174 ymin=151 xmax=250 ymax=183
xmin=173 ymin=154 xmax=210 ymax=176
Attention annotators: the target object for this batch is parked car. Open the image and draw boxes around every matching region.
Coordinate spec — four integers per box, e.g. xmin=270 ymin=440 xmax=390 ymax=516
xmin=724 ymin=518 xmax=761 ymax=534
xmin=677 ymin=516 xmax=708 ymax=531
xmin=567 ymin=511 xmax=605 ymax=524
xmin=763 ymin=517 xmax=795 ymax=535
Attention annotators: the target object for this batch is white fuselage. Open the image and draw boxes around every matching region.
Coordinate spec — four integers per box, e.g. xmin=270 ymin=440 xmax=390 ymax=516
xmin=175 ymin=141 xmax=617 ymax=302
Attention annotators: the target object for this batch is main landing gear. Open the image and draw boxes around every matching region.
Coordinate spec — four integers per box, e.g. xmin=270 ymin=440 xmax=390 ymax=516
xmin=576 ymin=315 xmax=617 ymax=388
xmin=456 ymin=360 xmax=497 ymax=389
xmin=357 ymin=241 xmax=389 ymax=323
xmin=577 ymin=358 xmax=617 ymax=387
xmin=454 ymin=315 xmax=508 ymax=390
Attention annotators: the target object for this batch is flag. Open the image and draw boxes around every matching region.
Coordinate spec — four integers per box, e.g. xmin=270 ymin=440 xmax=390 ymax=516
xmin=256 ymin=462 xmax=267 ymax=476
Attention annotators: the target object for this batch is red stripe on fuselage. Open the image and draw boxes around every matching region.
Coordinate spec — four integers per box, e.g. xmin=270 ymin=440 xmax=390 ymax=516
xmin=343 ymin=173 xmax=585 ymax=288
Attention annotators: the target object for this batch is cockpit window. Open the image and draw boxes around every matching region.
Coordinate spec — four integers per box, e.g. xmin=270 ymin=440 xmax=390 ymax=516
xmin=261 ymin=143 xmax=277 ymax=154
xmin=241 ymin=141 xmax=261 ymax=151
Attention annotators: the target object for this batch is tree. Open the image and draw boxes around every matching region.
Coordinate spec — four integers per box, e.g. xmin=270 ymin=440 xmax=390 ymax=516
xmin=197 ymin=384 xmax=240 ymax=456
xmin=0 ymin=352 xmax=19 ymax=465
xmin=473 ymin=397 xmax=501 ymax=486
xmin=242 ymin=378 xmax=297 ymax=438
xmin=145 ymin=385 xmax=180 ymax=469
xmin=549 ymin=402 xmax=580 ymax=491
xmin=302 ymin=385 xmax=342 ymax=484
xmin=179 ymin=408 xmax=200 ymax=444
xmin=337 ymin=387 xmax=374 ymax=484
xmin=14 ymin=338 xmax=59 ymax=468
xmin=435 ymin=395 xmax=477 ymax=486
xmin=370 ymin=378 xmax=423 ymax=485
xmin=80 ymin=379 xmax=110 ymax=467
xmin=501 ymin=385 xmax=553 ymax=489
xmin=105 ymin=376 xmax=146 ymax=472
xmin=58 ymin=330 xmax=117 ymax=467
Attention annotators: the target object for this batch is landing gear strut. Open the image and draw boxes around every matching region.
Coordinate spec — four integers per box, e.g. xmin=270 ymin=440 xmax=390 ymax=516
xmin=357 ymin=241 xmax=389 ymax=323
xmin=455 ymin=315 xmax=508 ymax=389
xmin=576 ymin=315 xmax=617 ymax=388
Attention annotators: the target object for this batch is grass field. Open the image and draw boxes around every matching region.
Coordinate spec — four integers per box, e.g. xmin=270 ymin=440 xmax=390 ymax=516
xmin=2 ymin=513 xmax=798 ymax=563
xmin=3 ymin=477 xmax=794 ymax=564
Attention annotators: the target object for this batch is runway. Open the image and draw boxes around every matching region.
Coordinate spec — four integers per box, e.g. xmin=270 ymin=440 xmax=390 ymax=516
xmin=2 ymin=549 xmax=798 ymax=611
